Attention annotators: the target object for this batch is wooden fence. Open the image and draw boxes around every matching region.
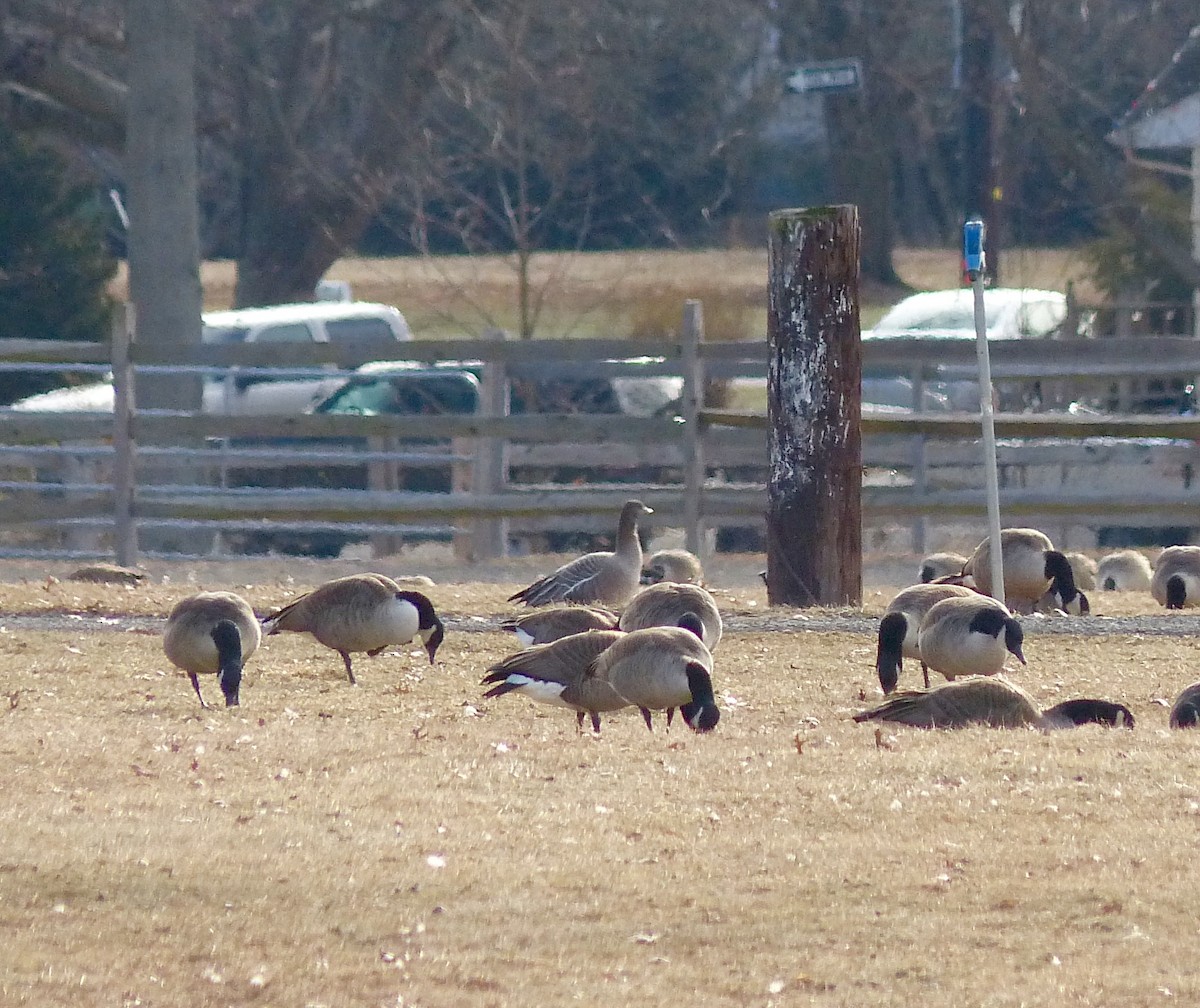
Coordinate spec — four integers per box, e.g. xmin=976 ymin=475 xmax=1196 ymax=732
xmin=2 ymin=306 xmax=1200 ymax=563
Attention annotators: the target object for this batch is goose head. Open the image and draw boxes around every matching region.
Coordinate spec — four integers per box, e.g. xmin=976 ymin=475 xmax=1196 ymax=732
xmin=970 ymin=606 xmax=1026 ymax=665
xmin=679 ymin=660 xmax=720 ymax=733
xmin=1044 ymin=550 xmax=1082 ymax=610
xmin=400 ymin=590 xmax=445 ymax=664
xmin=210 ymin=619 xmax=244 ymax=707
xmin=875 ymin=611 xmax=908 ymax=694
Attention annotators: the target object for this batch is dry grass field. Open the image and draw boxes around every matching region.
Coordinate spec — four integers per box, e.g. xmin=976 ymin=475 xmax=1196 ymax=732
xmin=3 ymin=556 xmax=1200 ymax=1007
xmin=107 ymin=246 xmax=1098 ymax=339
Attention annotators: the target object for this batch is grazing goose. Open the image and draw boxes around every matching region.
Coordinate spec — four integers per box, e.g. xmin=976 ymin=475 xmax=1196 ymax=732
xmin=500 ymin=605 xmax=619 ymax=646
xmin=619 ymin=582 xmax=723 ymax=651
xmin=1097 ymin=549 xmax=1153 ymax=592
xmin=587 ymin=614 xmax=719 ymax=732
xmin=163 ymin=591 xmax=260 ymax=708
xmin=641 ymin=548 xmax=705 ymax=586
xmin=508 ymin=500 xmax=653 ymax=607
xmin=875 ymin=582 xmax=978 ymax=693
xmin=919 ymin=552 xmax=969 ymax=584
xmin=481 ymin=629 xmax=629 ymax=732
xmin=916 ymin=594 xmax=1026 ymax=682
xmin=1150 ymin=546 xmax=1200 ymax=609
xmin=854 ymin=676 xmax=1131 ymax=730
xmin=1064 ymin=552 xmax=1098 ymax=591
xmin=965 ymin=528 xmax=1084 ymax=615
xmin=1169 ymin=681 xmax=1200 ymax=728
xmin=261 ymin=573 xmax=444 ymax=684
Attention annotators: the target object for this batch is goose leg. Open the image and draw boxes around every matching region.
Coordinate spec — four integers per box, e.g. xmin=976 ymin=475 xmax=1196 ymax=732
xmin=666 ymin=707 xmax=676 ymax=730
xmin=639 ymin=707 xmax=654 ymax=732
xmin=340 ymin=652 xmax=357 ymax=685
xmin=188 ymin=672 xmax=210 ymax=709
xmin=367 ymin=645 xmax=388 ymax=657
xmin=589 ymin=711 xmax=602 ymax=733
xmin=921 ymin=661 xmax=930 ymax=689
xmin=576 ymin=710 xmax=587 ymax=733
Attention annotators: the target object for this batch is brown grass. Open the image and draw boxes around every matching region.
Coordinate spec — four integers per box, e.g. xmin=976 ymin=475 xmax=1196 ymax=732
xmin=2 ymin=565 xmax=1198 ymax=1006
xmin=107 ymin=246 xmax=1099 ymax=339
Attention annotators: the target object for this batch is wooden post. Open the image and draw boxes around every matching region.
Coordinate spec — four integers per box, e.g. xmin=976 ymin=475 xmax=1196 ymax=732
xmin=765 ymin=206 xmax=862 ymax=606
xmin=111 ymin=303 xmax=138 ymax=566
xmin=473 ymin=329 xmax=510 ymax=559
xmin=680 ymin=299 xmax=706 ymax=558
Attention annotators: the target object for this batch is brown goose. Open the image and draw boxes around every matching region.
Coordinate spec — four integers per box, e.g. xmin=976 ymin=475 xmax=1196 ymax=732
xmin=261 ymin=573 xmax=444 ymax=683
xmin=919 ymin=552 xmax=968 ymax=584
xmin=619 ymin=582 xmax=723 ymax=651
xmin=641 ymin=548 xmax=705 ymax=586
xmin=965 ymin=528 xmax=1085 ymax=615
xmin=507 ymin=500 xmax=652 ymax=607
xmin=1097 ymin=549 xmax=1153 ymax=592
xmin=499 ymin=606 xmax=619 ymax=646
xmin=875 ymin=582 xmax=977 ymax=693
xmin=163 ymin=591 xmax=261 ymax=708
xmin=586 ymin=614 xmax=719 ymax=732
xmin=916 ymin=594 xmax=1026 ymax=682
xmin=1150 ymin=546 xmax=1200 ymax=609
xmin=854 ymin=676 xmax=1132 ymax=730
xmin=480 ymin=629 xmax=629 ymax=732
xmin=1064 ymin=552 xmax=1097 ymax=591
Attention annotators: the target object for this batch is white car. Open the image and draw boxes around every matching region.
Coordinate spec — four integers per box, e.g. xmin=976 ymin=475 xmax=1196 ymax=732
xmin=9 ymin=301 xmax=412 ymax=415
xmin=865 ymin=288 xmax=1068 ymax=341
xmin=863 ymin=287 xmax=1069 ymax=411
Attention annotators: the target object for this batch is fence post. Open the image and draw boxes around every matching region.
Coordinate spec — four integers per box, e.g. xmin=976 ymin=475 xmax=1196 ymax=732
xmin=473 ymin=328 xmax=510 ymax=559
xmin=681 ymin=300 xmax=706 ymax=558
xmin=111 ymin=302 xmax=139 ymax=567
xmin=765 ymin=205 xmax=862 ymax=606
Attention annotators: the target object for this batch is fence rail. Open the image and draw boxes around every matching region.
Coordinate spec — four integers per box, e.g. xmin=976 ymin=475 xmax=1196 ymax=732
xmin=2 ymin=311 xmax=1200 ymax=563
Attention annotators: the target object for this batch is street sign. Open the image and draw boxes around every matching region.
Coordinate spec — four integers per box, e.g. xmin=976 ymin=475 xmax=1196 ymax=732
xmin=785 ymin=58 xmax=864 ymax=96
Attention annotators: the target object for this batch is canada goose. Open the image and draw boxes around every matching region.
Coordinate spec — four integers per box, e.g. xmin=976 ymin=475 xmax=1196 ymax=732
xmin=261 ymin=573 xmax=444 ymax=683
xmin=481 ymin=629 xmax=630 ymax=732
xmin=619 ymin=582 xmax=723 ymax=651
xmin=1064 ymin=552 xmax=1098 ymax=591
xmin=916 ymin=594 xmax=1026 ymax=682
xmin=508 ymin=500 xmax=653 ymax=607
xmin=641 ymin=548 xmax=704 ymax=586
xmin=875 ymin=582 xmax=977 ymax=693
xmin=499 ymin=606 xmax=619 ymax=646
xmin=919 ymin=552 xmax=968 ymax=584
xmin=965 ymin=528 xmax=1083 ymax=614
xmin=163 ymin=591 xmax=260 ymax=708
xmin=1169 ymin=681 xmax=1200 ymax=728
xmin=854 ymin=676 xmax=1130 ymax=730
xmin=1150 ymin=546 xmax=1200 ymax=609
xmin=1096 ymin=549 xmax=1153 ymax=592
xmin=586 ymin=615 xmax=719 ymax=732
xmin=1042 ymin=698 xmax=1134 ymax=729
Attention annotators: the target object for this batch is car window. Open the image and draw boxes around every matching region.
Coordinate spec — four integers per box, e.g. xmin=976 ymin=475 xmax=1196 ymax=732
xmin=253 ymin=323 xmax=317 ymax=343
xmin=319 ymin=374 xmax=479 ymax=416
xmin=326 ymin=317 xmax=396 ymax=342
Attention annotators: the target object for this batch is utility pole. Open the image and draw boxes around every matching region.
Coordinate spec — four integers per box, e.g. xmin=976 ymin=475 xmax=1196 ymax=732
xmin=961 ymin=1 xmax=1002 ymax=284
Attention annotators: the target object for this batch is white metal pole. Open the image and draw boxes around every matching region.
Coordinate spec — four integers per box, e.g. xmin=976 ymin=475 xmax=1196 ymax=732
xmin=964 ymin=219 xmax=1005 ymax=607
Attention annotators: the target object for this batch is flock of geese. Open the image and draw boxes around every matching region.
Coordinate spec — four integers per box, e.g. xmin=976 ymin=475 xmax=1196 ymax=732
xmin=157 ymin=498 xmax=1200 ymax=736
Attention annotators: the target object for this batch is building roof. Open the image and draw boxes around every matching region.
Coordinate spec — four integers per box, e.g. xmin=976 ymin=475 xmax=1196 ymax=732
xmin=1109 ymin=25 xmax=1200 ymax=149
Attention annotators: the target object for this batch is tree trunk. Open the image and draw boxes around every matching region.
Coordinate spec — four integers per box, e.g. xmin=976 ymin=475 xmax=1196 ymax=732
xmin=125 ymin=0 xmax=202 ymax=409
xmin=765 ymin=205 xmax=862 ymax=607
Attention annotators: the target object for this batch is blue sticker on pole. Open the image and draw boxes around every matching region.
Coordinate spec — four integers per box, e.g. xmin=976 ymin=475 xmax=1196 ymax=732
xmin=963 ymin=219 xmax=986 ymax=280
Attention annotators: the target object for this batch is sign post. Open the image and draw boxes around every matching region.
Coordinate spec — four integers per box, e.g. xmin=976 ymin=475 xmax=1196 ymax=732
xmin=965 ymin=218 xmax=1005 ymax=607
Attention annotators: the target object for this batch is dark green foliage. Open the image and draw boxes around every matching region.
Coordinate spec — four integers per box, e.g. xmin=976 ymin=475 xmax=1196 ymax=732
xmin=0 ymin=126 xmax=116 ymax=404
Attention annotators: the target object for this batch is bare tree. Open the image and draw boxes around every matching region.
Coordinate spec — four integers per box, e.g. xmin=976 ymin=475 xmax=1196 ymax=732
xmin=0 ymin=1 xmax=496 ymax=307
